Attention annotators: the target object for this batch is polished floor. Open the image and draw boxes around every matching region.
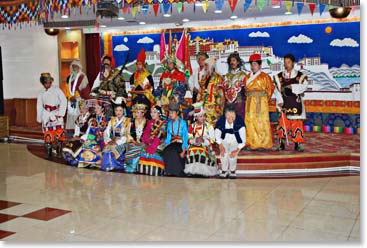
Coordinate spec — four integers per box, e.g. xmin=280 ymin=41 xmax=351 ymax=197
xmin=0 ymin=143 xmax=360 ymax=242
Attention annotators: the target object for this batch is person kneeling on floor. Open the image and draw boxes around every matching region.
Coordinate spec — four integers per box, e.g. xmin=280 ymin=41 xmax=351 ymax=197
xmin=214 ymin=104 xmax=246 ymax=179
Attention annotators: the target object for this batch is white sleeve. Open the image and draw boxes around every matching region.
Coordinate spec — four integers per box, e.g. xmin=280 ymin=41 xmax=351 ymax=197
xmin=91 ymin=73 xmax=101 ymax=93
xmin=56 ymin=88 xmax=67 ymax=117
xmin=74 ymin=124 xmax=80 ymax=137
xmin=115 ymin=135 xmax=126 ymax=146
xmin=104 ymin=121 xmax=112 ymax=144
xmin=188 ymin=72 xmax=196 ymax=92
xmin=80 ymin=125 xmax=90 ymax=141
xmin=273 ymin=87 xmax=284 ymax=110
xmin=237 ymin=126 xmax=246 ymax=150
xmin=215 ymin=128 xmax=223 ymax=145
xmin=292 ymin=79 xmax=308 ymax=94
xmin=36 ymin=93 xmax=43 ymax=124
xmin=204 ymin=125 xmax=215 ymax=146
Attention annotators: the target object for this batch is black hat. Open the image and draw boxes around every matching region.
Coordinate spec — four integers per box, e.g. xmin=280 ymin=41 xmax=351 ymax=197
xmin=168 ymin=103 xmax=180 ymax=112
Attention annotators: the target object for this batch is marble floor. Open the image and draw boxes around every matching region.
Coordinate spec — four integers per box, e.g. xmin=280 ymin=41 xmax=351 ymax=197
xmin=0 ymin=143 xmax=360 ymax=242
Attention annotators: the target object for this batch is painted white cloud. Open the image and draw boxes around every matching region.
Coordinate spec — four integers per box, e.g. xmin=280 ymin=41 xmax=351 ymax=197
xmin=137 ymin=36 xmax=154 ymax=44
xmin=330 ymin=38 xmax=359 ymax=47
xmin=287 ymin=34 xmax=313 ymax=44
xmin=249 ymin=31 xmax=270 ymax=38
xmin=114 ymin=44 xmax=129 ymax=52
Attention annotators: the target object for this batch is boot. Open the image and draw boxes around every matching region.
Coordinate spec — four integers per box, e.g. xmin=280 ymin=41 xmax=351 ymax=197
xmin=56 ymin=141 xmax=63 ymax=158
xmin=276 ymin=138 xmax=285 ymax=151
xmin=294 ymin=142 xmax=304 ymax=152
xmin=45 ymin=143 xmax=53 ymax=159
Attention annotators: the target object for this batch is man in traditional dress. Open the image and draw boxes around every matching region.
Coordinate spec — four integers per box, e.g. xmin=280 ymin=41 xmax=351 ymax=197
xmin=129 ymin=48 xmax=155 ymax=112
xmin=37 ymin=73 xmax=67 ymax=158
xmin=61 ymin=59 xmax=90 ymax=134
xmin=243 ymin=53 xmax=274 ymax=151
xmin=273 ymin=54 xmax=308 ymax=152
xmin=202 ymin=56 xmax=225 ymax=126
xmin=188 ymin=52 xmax=209 ymax=103
xmin=222 ymin=52 xmax=247 ymax=119
xmin=215 ymin=104 xmax=246 ymax=179
xmin=155 ymin=55 xmax=187 ymax=117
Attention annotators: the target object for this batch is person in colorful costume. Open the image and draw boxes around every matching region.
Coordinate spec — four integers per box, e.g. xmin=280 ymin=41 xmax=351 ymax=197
xmin=91 ymin=55 xmax=126 ymax=117
xmin=243 ymin=53 xmax=274 ymax=151
xmin=129 ymin=48 xmax=155 ymax=111
xmin=154 ymin=55 xmax=187 ymax=117
xmin=162 ymin=103 xmax=189 ymax=177
xmin=36 ymin=72 xmax=67 ymax=159
xmin=184 ymin=102 xmax=218 ymax=177
xmin=77 ymin=100 xmax=110 ymax=168
xmin=137 ymin=105 xmax=167 ymax=176
xmin=62 ymin=100 xmax=93 ymax=166
xmin=222 ymin=52 xmax=247 ymax=119
xmin=273 ymin=54 xmax=308 ymax=152
xmin=215 ymin=104 xmax=246 ymax=179
xmin=188 ymin=52 xmax=209 ymax=103
xmin=202 ymin=56 xmax=225 ymax=126
xmin=125 ymin=103 xmax=148 ymax=173
xmin=101 ymin=98 xmax=130 ymax=171
xmin=61 ymin=59 xmax=90 ymax=134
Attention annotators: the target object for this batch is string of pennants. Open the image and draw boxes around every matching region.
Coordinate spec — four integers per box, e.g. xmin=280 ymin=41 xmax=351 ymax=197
xmin=0 ymin=0 xmax=357 ymax=29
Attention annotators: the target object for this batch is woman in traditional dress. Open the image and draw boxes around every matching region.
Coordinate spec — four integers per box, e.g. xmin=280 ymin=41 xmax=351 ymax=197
xmin=162 ymin=103 xmax=189 ymax=177
xmin=124 ymin=103 xmax=148 ymax=173
xmin=184 ymin=102 xmax=218 ymax=177
xmin=62 ymin=100 xmax=93 ymax=166
xmin=77 ymin=100 xmax=110 ymax=168
xmin=100 ymin=98 xmax=130 ymax=171
xmin=137 ymin=105 xmax=167 ymax=176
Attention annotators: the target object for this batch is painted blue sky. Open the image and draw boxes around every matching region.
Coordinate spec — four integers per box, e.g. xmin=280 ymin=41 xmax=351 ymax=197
xmin=107 ymin=21 xmax=360 ymax=68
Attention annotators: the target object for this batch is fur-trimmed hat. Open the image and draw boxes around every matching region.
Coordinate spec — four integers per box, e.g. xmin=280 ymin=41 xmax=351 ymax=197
xmin=40 ymin=72 xmax=53 ymax=84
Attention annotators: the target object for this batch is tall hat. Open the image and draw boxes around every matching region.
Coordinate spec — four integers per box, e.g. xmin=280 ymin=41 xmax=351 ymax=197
xmin=111 ymin=97 xmax=126 ymax=109
xmin=136 ymin=48 xmax=146 ymax=65
xmin=249 ymin=53 xmax=262 ymax=63
xmin=184 ymin=90 xmax=193 ymax=99
xmin=189 ymin=101 xmax=206 ymax=117
xmin=40 ymin=72 xmax=53 ymax=84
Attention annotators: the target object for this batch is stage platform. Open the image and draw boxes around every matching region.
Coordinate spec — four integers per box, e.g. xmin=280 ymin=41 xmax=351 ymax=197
xmin=21 ymin=131 xmax=359 ymax=179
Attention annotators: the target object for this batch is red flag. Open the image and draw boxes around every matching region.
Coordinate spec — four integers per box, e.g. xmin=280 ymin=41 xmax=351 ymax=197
xmin=229 ymin=0 xmax=238 ymax=13
xmin=309 ymin=3 xmax=316 ymax=16
xmin=185 ymin=32 xmax=192 ymax=76
xmin=160 ymin=30 xmax=166 ymax=62
xmin=175 ymin=29 xmax=185 ymax=69
xmin=168 ymin=30 xmax=172 ymax=55
xmin=153 ymin=3 xmax=159 ymax=16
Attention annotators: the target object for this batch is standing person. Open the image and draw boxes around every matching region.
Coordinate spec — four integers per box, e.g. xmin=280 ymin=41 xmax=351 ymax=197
xmin=138 ymin=105 xmax=167 ymax=176
xmin=188 ymin=52 xmax=209 ymax=103
xmin=61 ymin=59 xmax=90 ymax=134
xmin=214 ymin=104 xmax=246 ymax=179
xmin=222 ymin=52 xmax=247 ymax=119
xmin=36 ymin=73 xmax=67 ymax=158
xmin=101 ymin=99 xmax=130 ymax=171
xmin=62 ymin=100 xmax=93 ymax=166
xmin=185 ymin=102 xmax=218 ymax=177
xmin=243 ymin=53 xmax=274 ymax=151
xmin=162 ymin=103 xmax=189 ymax=177
xmin=154 ymin=55 xmax=187 ymax=117
xmin=129 ymin=48 xmax=155 ymax=109
xmin=202 ymin=56 xmax=225 ymax=126
xmin=273 ymin=54 xmax=308 ymax=152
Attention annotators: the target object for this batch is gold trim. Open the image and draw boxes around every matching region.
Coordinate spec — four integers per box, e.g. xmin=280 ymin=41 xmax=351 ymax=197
xmin=234 ymin=152 xmax=360 ymax=159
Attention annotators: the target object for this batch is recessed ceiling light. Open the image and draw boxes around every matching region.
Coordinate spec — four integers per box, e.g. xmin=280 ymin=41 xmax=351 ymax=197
xmin=272 ymin=5 xmax=281 ymax=9
xmin=139 ymin=21 xmax=146 ymax=25
xmin=182 ymin=18 xmax=190 ymax=22
xmin=195 ymin=2 xmax=203 ymax=7
xmin=163 ymin=13 xmax=171 ymax=17
xmin=117 ymin=17 xmax=125 ymax=20
xmin=61 ymin=15 xmax=69 ymax=19
xmin=65 ymin=27 xmax=70 ymax=30
xmin=99 ymin=25 xmax=107 ymax=28
xmin=284 ymin=11 xmax=292 ymax=15
xmin=214 ymin=10 xmax=222 ymax=13
xmin=230 ymin=15 xmax=238 ymax=20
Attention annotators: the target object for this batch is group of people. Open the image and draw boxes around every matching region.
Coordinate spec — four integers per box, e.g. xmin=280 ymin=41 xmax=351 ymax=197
xmin=36 ymin=48 xmax=308 ymax=179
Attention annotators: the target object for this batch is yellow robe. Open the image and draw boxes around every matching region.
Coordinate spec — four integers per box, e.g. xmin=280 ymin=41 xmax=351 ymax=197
xmin=244 ymin=71 xmax=274 ymax=150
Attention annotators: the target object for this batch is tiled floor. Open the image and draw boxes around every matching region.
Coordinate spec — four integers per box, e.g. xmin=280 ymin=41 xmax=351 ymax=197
xmin=0 ymin=143 xmax=361 ymax=242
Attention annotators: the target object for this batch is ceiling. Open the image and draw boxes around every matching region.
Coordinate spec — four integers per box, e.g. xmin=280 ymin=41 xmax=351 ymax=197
xmin=42 ymin=1 xmax=360 ymax=32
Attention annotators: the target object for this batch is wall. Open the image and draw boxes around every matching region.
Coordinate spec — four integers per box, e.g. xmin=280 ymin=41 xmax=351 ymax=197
xmin=0 ymin=26 xmax=59 ymax=99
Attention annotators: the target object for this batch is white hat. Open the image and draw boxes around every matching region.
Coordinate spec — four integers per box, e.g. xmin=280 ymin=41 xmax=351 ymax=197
xmin=184 ymin=90 xmax=193 ymax=99
xmin=189 ymin=101 xmax=206 ymax=117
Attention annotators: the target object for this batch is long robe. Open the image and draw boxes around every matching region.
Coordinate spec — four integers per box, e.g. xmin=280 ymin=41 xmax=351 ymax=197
xmin=243 ymin=71 xmax=274 ymax=150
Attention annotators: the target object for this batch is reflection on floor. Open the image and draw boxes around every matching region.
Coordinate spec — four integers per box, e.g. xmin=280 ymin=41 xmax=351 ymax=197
xmin=0 ymin=143 xmax=360 ymax=241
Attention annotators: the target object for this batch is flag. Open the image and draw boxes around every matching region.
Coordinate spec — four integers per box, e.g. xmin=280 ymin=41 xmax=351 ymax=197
xmin=168 ymin=29 xmax=172 ymax=55
xmin=160 ymin=30 xmax=166 ymax=62
xmin=185 ymin=32 xmax=192 ymax=77
xmin=319 ymin=4 xmax=326 ymax=15
xmin=309 ymin=3 xmax=316 ymax=15
xmin=175 ymin=30 xmax=186 ymax=71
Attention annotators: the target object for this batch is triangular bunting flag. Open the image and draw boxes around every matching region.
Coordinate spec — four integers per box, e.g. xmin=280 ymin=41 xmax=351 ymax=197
xmin=319 ymin=4 xmax=326 ymax=16
xmin=285 ymin=0 xmax=292 ymax=12
xmin=153 ymin=3 xmax=159 ymax=16
xmin=258 ymin=0 xmax=266 ymax=12
xmin=177 ymin=2 xmax=183 ymax=13
xmin=296 ymin=2 xmax=304 ymax=15
xmin=309 ymin=3 xmax=316 ymax=15
xmin=131 ymin=6 xmax=138 ymax=17
xmin=202 ymin=1 xmax=209 ymax=13
xmin=229 ymin=0 xmax=238 ymax=13
xmin=244 ymin=0 xmax=251 ymax=12
xmin=163 ymin=3 xmax=171 ymax=15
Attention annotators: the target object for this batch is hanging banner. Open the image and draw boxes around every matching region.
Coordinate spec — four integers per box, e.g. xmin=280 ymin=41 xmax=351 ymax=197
xmin=309 ymin=3 xmax=316 ymax=15
xmin=297 ymin=2 xmax=304 ymax=15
